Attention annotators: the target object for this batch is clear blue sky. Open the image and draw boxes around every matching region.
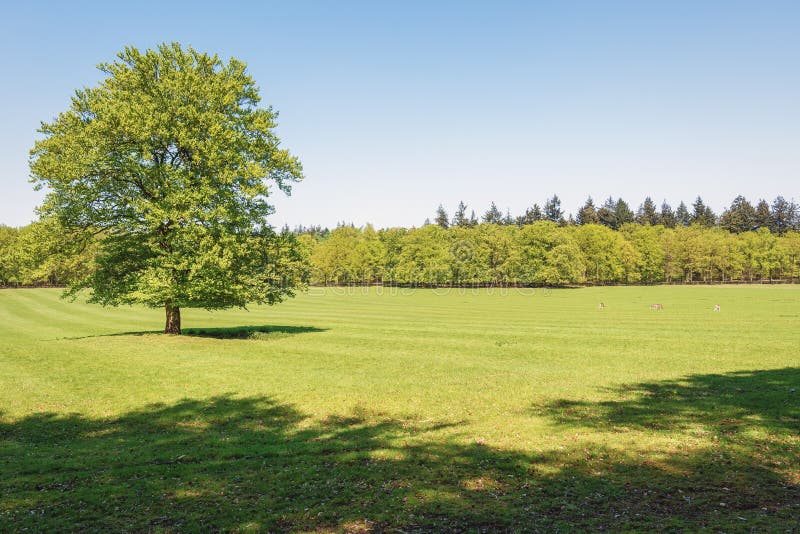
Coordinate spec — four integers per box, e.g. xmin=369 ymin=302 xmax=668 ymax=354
xmin=1 ymin=1 xmax=798 ymax=228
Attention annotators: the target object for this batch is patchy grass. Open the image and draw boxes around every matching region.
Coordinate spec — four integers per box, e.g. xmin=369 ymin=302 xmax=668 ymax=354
xmin=0 ymin=286 xmax=798 ymax=531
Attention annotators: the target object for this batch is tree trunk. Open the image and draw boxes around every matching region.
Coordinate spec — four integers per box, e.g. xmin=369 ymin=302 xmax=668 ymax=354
xmin=165 ymin=304 xmax=181 ymax=335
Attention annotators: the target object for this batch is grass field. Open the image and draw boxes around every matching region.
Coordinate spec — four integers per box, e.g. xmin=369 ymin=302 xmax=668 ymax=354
xmin=1 ymin=286 xmax=798 ymax=531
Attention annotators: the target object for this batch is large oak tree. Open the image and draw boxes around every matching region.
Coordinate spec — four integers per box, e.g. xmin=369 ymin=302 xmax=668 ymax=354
xmin=30 ymin=43 xmax=304 ymax=334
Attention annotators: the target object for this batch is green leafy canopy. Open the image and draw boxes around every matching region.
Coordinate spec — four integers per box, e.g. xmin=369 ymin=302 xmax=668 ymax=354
xmin=30 ymin=42 xmax=305 ymax=311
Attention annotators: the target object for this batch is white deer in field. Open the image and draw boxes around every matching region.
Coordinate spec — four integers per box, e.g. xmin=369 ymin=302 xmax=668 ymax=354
xmin=714 ymin=304 xmax=720 ymax=312
xmin=650 ymin=303 xmax=663 ymax=311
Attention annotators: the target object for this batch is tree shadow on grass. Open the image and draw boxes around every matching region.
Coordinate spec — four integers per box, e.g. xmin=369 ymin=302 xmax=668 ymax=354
xmin=534 ymin=367 xmax=800 ymax=435
xmin=529 ymin=367 xmax=800 ymax=529
xmin=183 ymin=325 xmax=327 ymax=339
xmin=1 ymin=376 xmax=798 ymax=531
xmin=62 ymin=325 xmax=327 ymax=340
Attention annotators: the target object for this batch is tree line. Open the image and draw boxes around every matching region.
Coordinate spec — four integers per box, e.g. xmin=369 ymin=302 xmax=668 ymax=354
xmin=3 ymin=195 xmax=800 ymax=288
xmin=296 ymin=220 xmax=800 ymax=286
xmin=0 ymin=219 xmax=97 ymax=287
xmin=282 ymin=194 xmax=800 ymax=286
xmin=426 ymin=194 xmax=799 ymax=235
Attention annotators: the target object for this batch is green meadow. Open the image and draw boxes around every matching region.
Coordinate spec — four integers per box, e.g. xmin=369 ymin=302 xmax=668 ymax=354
xmin=1 ymin=286 xmax=798 ymax=531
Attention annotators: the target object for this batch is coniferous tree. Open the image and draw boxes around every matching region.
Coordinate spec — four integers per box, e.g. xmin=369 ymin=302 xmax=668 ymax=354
xmin=482 ymin=202 xmax=503 ymax=224
xmin=598 ymin=197 xmax=617 ymax=228
xmin=614 ymin=198 xmax=634 ymax=228
xmin=704 ymin=205 xmax=717 ymax=226
xmin=502 ymin=209 xmax=515 ymax=226
xmin=691 ymin=196 xmax=715 ymax=227
xmin=468 ymin=210 xmax=479 ymax=227
xmin=770 ymin=196 xmax=797 ymax=235
xmin=719 ymin=195 xmax=755 ymax=233
xmin=515 ymin=205 xmax=543 ymax=226
xmin=434 ymin=204 xmax=449 ymax=229
xmin=544 ymin=195 xmax=564 ymax=224
xmin=660 ymin=201 xmax=677 ymax=228
xmin=691 ymin=196 xmax=706 ymax=224
xmin=635 ymin=197 xmax=658 ymax=225
xmin=576 ymin=197 xmax=599 ymax=225
xmin=675 ymin=202 xmax=691 ymax=227
xmin=516 ymin=206 xmax=537 ymax=226
xmin=452 ymin=201 xmax=469 ymax=227
xmin=754 ymin=199 xmax=771 ymax=230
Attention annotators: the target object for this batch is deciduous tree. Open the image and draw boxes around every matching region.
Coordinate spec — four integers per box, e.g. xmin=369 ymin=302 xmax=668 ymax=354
xmin=29 ymin=43 xmax=304 ymax=334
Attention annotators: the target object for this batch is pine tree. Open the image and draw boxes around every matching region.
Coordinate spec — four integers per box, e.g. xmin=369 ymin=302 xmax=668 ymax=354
xmin=468 ymin=210 xmax=479 ymax=227
xmin=452 ymin=201 xmax=469 ymax=227
xmin=691 ymin=196 xmax=715 ymax=227
xmin=675 ymin=202 xmax=691 ymax=227
xmin=754 ymin=199 xmax=771 ymax=230
xmin=576 ymin=197 xmax=599 ymax=225
xmin=598 ymin=197 xmax=617 ymax=228
xmin=719 ymin=195 xmax=755 ymax=233
xmin=502 ymin=209 xmax=515 ymax=226
xmin=544 ymin=195 xmax=564 ymax=224
xmin=635 ymin=197 xmax=658 ymax=225
xmin=704 ymin=205 xmax=717 ymax=226
xmin=770 ymin=196 xmax=797 ymax=235
xmin=434 ymin=204 xmax=449 ymax=229
xmin=614 ymin=198 xmax=634 ymax=228
xmin=660 ymin=201 xmax=677 ymax=228
xmin=482 ymin=202 xmax=503 ymax=224
xmin=516 ymin=207 xmax=536 ymax=226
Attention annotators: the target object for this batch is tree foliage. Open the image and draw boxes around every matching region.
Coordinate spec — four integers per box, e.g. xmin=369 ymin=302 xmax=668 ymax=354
xmin=28 ymin=43 xmax=304 ymax=333
xmin=293 ymin=223 xmax=800 ymax=286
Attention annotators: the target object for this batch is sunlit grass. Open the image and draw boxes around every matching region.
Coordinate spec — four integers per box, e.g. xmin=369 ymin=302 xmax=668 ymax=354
xmin=1 ymin=286 xmax=798 ymax=530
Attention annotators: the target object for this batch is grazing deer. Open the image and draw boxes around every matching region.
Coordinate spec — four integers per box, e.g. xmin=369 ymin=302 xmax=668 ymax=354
xmin=650 ymin=303 xmax=663 ymax=311
xmin=599 ymin=302 xmax=605 ymax=309
xmin=714 ymin=304 xmax=720 ymax=312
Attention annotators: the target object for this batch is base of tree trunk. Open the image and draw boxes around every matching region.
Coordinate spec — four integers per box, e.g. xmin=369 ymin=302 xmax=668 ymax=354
xmin=165 ymin=304 xmax=181 ymax=335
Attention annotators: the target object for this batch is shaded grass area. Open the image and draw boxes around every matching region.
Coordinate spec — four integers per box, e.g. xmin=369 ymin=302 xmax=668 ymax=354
xmin=63 ymin=325 xmax=328 ymax=340
xmin=2 ymin=369 xmax=798 ymax=531
xmin=183 ymin=325 xmax=328 ymax=340
xmin=536 ymin=367 xmax=800 ymax=435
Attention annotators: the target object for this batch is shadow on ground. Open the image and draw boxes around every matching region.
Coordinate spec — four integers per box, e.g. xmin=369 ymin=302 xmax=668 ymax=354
xmin=1 ymin=369 xmax=798 ymax=531
xmin=535 ymin=366 xmax=800 ymax=434
xmin=183 ymin=325 xmax=327 ymax=339
xmin=61 ymin=325 xmax=327 ymax=340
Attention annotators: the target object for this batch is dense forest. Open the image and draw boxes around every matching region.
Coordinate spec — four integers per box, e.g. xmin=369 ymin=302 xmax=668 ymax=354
xmin=2 ymin=195 xmax=800 ymax=287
